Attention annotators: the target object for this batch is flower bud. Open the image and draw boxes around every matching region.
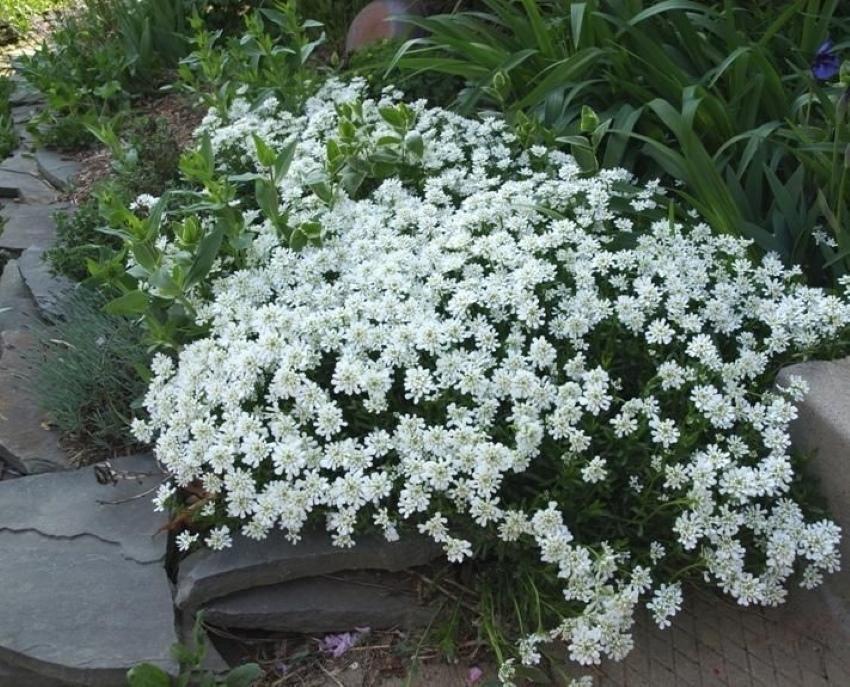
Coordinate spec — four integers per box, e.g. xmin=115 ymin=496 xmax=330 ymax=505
xmin=580 ymin=106 xmax=600 ymax=134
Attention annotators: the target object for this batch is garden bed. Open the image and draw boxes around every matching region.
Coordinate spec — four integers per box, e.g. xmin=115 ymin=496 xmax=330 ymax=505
xmin=0 ymin=2 xmax=849 ymax=686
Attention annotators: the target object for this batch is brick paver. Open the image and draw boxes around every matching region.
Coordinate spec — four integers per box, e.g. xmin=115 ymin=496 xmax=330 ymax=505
xmin=585 ymin=585 xmax=850 ymax=686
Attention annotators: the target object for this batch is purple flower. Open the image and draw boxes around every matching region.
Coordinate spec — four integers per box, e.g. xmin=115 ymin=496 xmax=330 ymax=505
xmin=318 ymin=627 xmax=370 ymax=658
xmin=812 ymin=39 xmax=841 ymax=81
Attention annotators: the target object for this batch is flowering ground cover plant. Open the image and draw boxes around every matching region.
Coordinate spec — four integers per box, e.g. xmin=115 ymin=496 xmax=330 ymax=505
xmin=128 ymin=80 xmax=846 ymax=681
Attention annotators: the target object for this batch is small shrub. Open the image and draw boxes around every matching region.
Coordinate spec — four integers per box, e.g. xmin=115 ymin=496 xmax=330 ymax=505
xmin=0 ymin=75 xmax=16 ymax=159
xmin=19 ymin=0 xmax=191 ymax=149
xmin=47 ymin=199 xmax=119 ymax=282
xmin=34 ymin=289 xmax=151 ymax=462
xmin=100 ymin=81 xmax=847 ymax=679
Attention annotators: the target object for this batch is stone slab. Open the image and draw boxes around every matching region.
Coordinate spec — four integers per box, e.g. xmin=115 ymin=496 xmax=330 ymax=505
xmin=203 ymin=571 xmax=436 ymax=633
xmin=17 ymin=246 xmax=74 ymax=319
xmin=0 ymin=454 xmax=177 ymax=685
xmin=0 ymin=152 xmax=58 ymax=202
xmin=0 ymin=531 xmax=177 ymax=686
xmin=0 ymin=201 xmax=66 ymax=250
xmin=11 ymin=103 xmax=38 ymax=126
xmin=777 ymin=357 xmax=850 ymax=605
xmin=0 ymin=453 xmax=167 ymax=563
xmin=176 ymin=529 xmax=442 ymax=610
xmin=0 ymin=329 xmax=70 ymax=474
xmin=0 ymin=659 xmax=69 ymax=687
xmin=0 ymin=258 xmax=41 ymax=332
xmin=9 ymin=81 xmax=44 ymax=107
xmin=36 ymin=149 xmax=80 ymax=192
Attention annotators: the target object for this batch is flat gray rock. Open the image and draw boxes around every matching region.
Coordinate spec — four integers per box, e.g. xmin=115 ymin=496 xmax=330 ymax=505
xmin=0 ymin=454 xmax=177 ymax=685
xmin=0 ymin=258 xmax=41 ymax=332
xmin=176 ymin=529 xmax=442 ymax=610
xmin=17 ymin=247 xmax=74 ymax=319
xmin=203 ymin=571 xmax=436 ymax=633
xmin=9 ymin=81 xmax=44 ymax=107
xmin=0 ymin=202 xmax=66 ymax=250
xmin=0 ymin=453 xmax=167 ymax=563
xmin=11 ymin=104 xmax=38 ymax=126
xmin=0 ymin=329 xmax=70 ymax=474
xmin=0 ymin=152 xmax=58 ymax=203
xmin=778 ymin=358 xmax=850 ymax=609
xmin=36 ymin=149 xmax=80 ymax=192
xmin=0 ymin=531 xmax=177 ymax=686
xmin=0 ymin=659 xmax=68 ymax=687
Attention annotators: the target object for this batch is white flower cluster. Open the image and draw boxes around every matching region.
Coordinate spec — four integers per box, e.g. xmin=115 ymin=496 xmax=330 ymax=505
xmin=135 ymin=80 xmax=845 ymax=676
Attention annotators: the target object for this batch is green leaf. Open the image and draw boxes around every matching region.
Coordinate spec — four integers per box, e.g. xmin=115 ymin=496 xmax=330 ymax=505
xmin=379 ymin=105 xmax=406 ymax=130
xmin=131 ymin=241 xmax=160 ymax=274
xmin=627 ymin=0 xmax=710 ymax=27
xmin=185 ymin=222 xmax=225 ymax=288
xmin=104 ymin=290 xmax=149 ymax=315
xmin=252 ymin=133 xmax=277 ymax=168
xmin=224 ymin=663 xmax=263 ymax=687
xmin=273 ymin=139 xmax=297 ymax=182
xmin=289 ymin=227 xmax=308 ymax=251
xmin=404 ymin=131 xmax=424 ymax=158
xmin=126 ymin=663 xmax=171 ymax=687
xmin=255 ymin=178 xmax=279 ymax=222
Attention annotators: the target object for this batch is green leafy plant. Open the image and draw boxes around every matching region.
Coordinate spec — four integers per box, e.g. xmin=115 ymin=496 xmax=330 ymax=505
xmin=33 ymin=288 xmax=151 ymax=462
xmin=127 ymin=612 xmax=262 ymax=687
xmin=0 ymin=75 xmax=17 ymax=159
xmin=382 ymin=0 xmax=850 ymax=286
xmin=0 ymin=0 xmax=64 ymax=39
xmin=19 ymin=0 xmax=192 ymax=149
xmin=176 ymin=0 xmax=325 ymax=113
xmin=47 ymin=199 xmax=119 ymax=282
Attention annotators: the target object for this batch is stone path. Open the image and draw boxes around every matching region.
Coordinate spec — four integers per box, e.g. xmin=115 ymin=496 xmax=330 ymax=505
xmin=0 ymin=74 xmax=78 ymax=477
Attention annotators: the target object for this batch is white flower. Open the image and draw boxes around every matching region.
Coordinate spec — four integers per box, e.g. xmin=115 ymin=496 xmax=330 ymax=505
xmin=176 ymin=531 xmax=199 ymax=551
xmin=581 ymin=456 xmax=608 ymax=484
xmin=136 ymin=79 xmax=847 ymax=678
xmin=205 ymin=526 xmax=233 ymax=551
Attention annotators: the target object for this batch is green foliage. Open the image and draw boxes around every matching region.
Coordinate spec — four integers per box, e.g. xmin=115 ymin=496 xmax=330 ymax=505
xmin=176 ymin=0 xmax=325 ymax=113
xmin=88 ymin=114 xmax=184 ymax=196
xmin=294 ymin=0 xmax=370 ymax=56
xmin=0 ymin=75 xmax=16 ymax=159
xmin=33 ymin=289 xmax=150 ymax=461
xmin=382 ymin=0 xmax=850 ymax=286
xmin=0 ymin=0 xmax=64 ymax=38
xmin=19 ymin=0 xmax=191 ymax=148
xmin=47 ymin=113 xmax=184 ymax=282
xmin=47 ymin=199 xmax=118 ymax=282
xmin=127 ymin=612 xmax=262 ymax=687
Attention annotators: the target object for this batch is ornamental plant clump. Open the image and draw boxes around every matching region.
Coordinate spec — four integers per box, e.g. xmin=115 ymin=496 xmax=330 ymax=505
xmin=133 ymin=80 xmax=846 ymax=680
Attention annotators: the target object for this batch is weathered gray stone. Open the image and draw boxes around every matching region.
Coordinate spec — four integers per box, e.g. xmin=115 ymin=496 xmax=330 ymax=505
xmin=9 ymin=81 xmax=44 ymax=107
xmin=203 ymin=571 xmax=436 ymax=633
xmin=777 ymin=358 xmax=850 ymax=607
xmin=0 ymin=152 xmax=58 ymax=202
xmin=0 ymin=531 xmax=177 ymax=686
xmin=36 ymin=149 xmax=80 ymax=192
xmin=0 ymin=258 xmax=41 ymax=332
xmin=0 ymin=454 xmax=177 ymax=686
xmin=0 ymin=201 xmax=66 ymax=250
xmin=0 ymin=659 xmax=69 ymax=687
xmin=0 ymin=329 xmax=70 ymax=473
xmin=0 ymin=453 xmax=166 ymax=563
xmin=11 ymin=104 xmax=38 ymax=126
xmin=17 ymin=247 xmax=74 ymax=319
xmin=176 ymin=529 xmax=442 ymax=610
